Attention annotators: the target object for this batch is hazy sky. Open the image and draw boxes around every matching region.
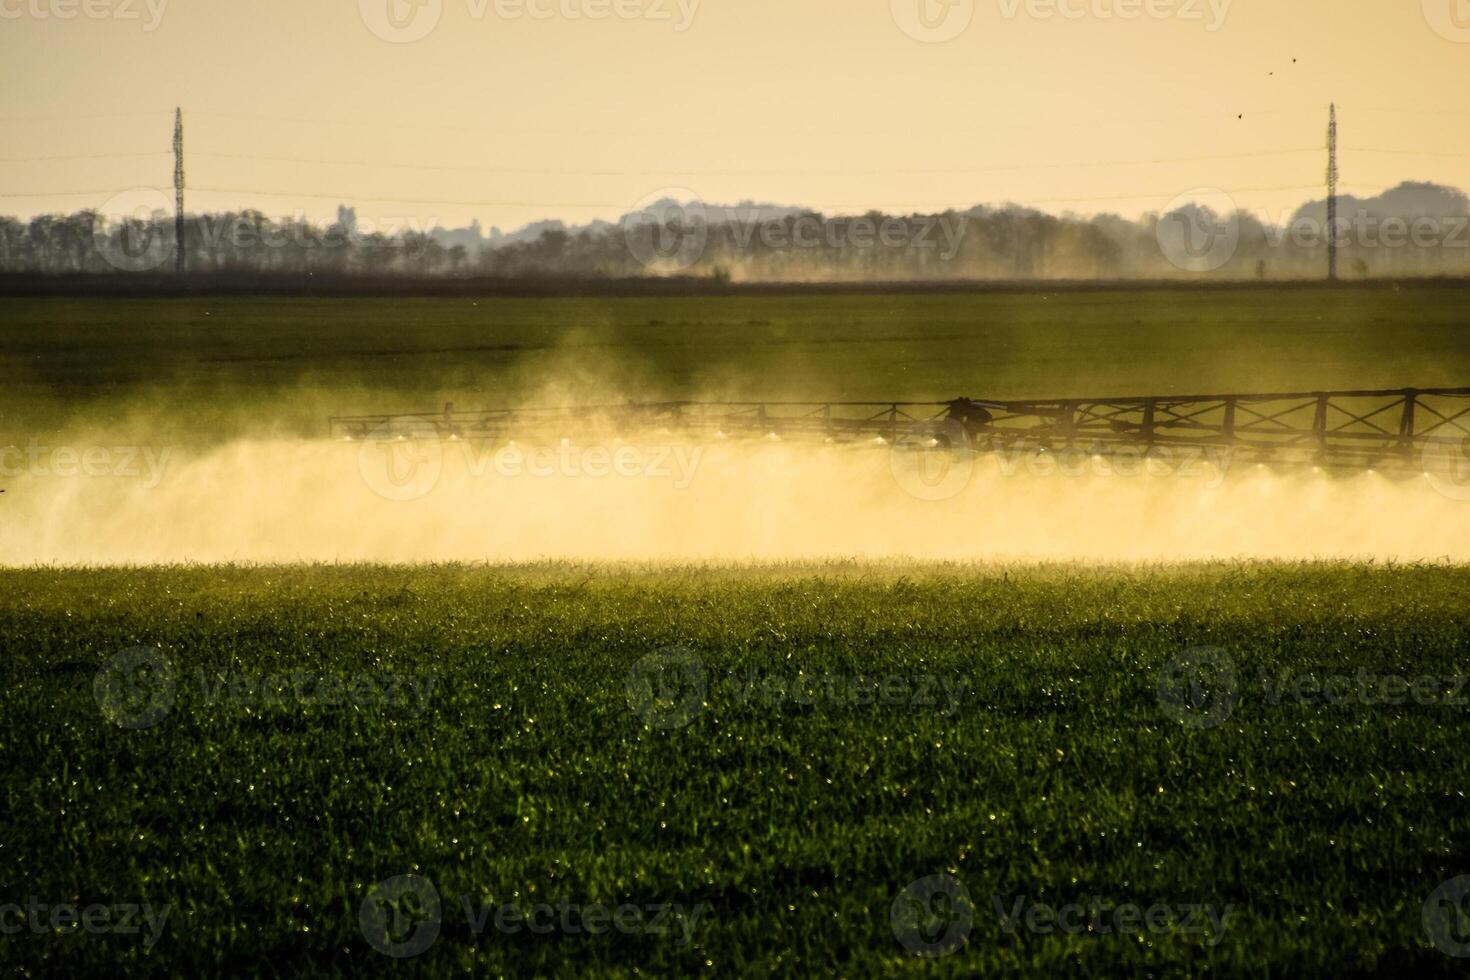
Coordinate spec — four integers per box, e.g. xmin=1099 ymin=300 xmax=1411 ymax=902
xmin=2 ymin=0 xmax=1467 ymax=232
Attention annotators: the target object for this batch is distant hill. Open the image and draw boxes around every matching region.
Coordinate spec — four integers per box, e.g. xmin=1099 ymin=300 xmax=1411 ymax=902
xmin=1292 ymin=181 xmax=1470 ymax=224
xmin=424 ymin=182 xmax=1470 ymax=254
xmin=426 ymin=200 xmax=808 ymax=251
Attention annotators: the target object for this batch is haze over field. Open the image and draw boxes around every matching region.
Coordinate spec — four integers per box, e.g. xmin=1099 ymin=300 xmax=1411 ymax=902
xmin=1 ymin=285 xmax=1466 ymax=566
xmin=5 ymin=433 xmax=1470 ymax=564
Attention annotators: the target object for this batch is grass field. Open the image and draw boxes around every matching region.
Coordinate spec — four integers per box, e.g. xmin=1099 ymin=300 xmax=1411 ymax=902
xmin=4 ymin=284 xmax=1470 ymax=444
xmin=5 ymin=285 xmax=1470 ymax=974
xmin=5 ymin=562 xmax=1470 ymax=976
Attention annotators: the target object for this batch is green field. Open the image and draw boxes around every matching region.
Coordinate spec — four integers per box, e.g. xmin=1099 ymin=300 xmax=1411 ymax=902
xmin=4 ymin=285 xmax=1469 ymax=445
xmin=5 ymin=285 xmax=1470 ymax=974
xmin=5 ymin=562 xmax=1470 ymax=976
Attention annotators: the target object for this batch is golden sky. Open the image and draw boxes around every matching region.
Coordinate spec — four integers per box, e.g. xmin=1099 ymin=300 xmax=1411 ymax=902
xmin=1 ymin=0 xmax=1467 ymax=231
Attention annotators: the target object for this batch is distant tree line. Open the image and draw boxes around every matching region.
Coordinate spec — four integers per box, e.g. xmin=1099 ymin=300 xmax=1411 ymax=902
xmin=4 ymin=187 xmax=1468 ymax=282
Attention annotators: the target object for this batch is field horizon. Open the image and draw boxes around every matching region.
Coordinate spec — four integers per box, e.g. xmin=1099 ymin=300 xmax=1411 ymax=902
xmin=6 ymin=271 xmax=1470 ymax=299
xmin=4 ymin=283 xmax=1468 ymax=566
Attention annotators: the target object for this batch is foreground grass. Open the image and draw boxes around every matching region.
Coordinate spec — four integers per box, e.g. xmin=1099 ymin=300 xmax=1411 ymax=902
xmin=3 ymin=562 xmax=1470 ymax=976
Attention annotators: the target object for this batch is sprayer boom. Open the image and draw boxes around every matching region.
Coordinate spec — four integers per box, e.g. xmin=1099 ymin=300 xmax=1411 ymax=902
xmin=331 ymin=386 xmax=1470 ymax=470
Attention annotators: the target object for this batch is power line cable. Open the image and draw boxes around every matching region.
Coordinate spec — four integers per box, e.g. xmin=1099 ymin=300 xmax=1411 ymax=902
xmin=184 ymin=103 xmax=1331 ymax=140
xmin=181 ymin=181 xmax=1379 ymax=212
xmin=0 ymin=152 xmax=170 ymax=164
xmin=184 ymin=147 xmax=1325 ymax=179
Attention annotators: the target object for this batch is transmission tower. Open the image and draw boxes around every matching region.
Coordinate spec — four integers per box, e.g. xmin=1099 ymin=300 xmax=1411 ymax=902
xmin=173 ymin=107 xmax=185 ymax=274
xmin=1326 ymin=103 xmax=1338 ymax=282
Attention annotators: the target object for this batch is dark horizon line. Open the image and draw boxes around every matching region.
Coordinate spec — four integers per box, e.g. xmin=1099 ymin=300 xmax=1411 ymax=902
xmin=2 ymin=270 xmax=1468 ymax=300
